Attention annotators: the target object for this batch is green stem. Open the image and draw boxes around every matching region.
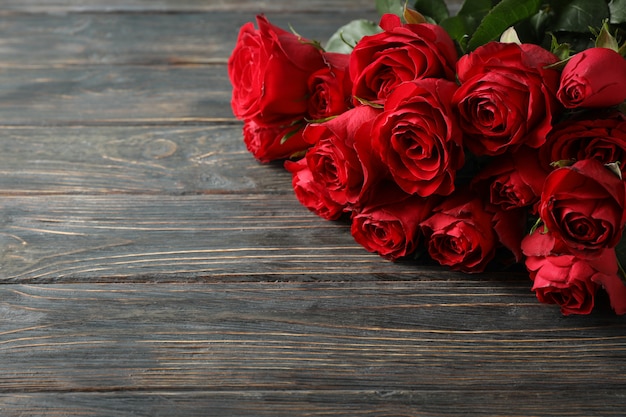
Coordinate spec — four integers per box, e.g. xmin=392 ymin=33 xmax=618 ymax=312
xmin=618 ymin=259 xmax=626 ymax=283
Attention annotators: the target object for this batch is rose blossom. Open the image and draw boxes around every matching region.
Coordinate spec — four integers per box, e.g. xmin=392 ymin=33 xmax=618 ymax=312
xmin=302 ymin=105 xmax=380 ymax=208
xmin=228 ymin=15 xmax=325 ymax=122
xmin=349 ymin=13 xmax=457 ymax=104
xmin=539 ymin=158 xmax=626 ymax=256
xmin=420 ymin=191 xmax=499 ymax=273
xmin=307 ymin=52 xmax=353 ymax=120
xmin=284 ymin=158 xmax=345 ymax=220
xmin=557 ymin=47 xmax=626 ymax=109
xmin=452 ymin=41 xmax=561 ymax=156
xmin=243 ymin=119 xmax=309 ymax=163
xmin=539 ymin=111 xmax=626 ymax=174
xmin=522 ymin=229 xmax=626 ymax=315
xmin=371 ymin=78 xmax=464 ymax=197
xmin=350 ymin=183 xmax=438 ymax=260
xmin=471 ymin=146 xmax=548 ymax=211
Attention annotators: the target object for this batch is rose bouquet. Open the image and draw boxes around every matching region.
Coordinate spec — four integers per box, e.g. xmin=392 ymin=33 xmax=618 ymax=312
xmin=228 ymin=0 xmax=626 ymax=316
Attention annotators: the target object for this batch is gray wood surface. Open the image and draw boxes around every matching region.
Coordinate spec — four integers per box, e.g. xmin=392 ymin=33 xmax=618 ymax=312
xmin=0 ymin=0 xmax=376 ymax=13
xmin=0 ymin=12 xmax=377 ymax=66
xmin=1 ymin=0 xmax=625 ymax=416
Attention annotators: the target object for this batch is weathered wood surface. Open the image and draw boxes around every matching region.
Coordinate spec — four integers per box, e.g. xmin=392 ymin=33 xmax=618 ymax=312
xmin=0 ymin=0 xmax=376 ymax=13
xmin=2 ymin=194 xmax=454 ymax=282
xmin=0 ymin=126 xmax=276 ymax=193
xmin=0 ymin=66 xmax=233 ymax=124
xmin=0 ymin=283 xmax=625 ymax=416
xmin=1 ymin=0 xmax=625 ymax=416
xmin=0 ymin=12 xmax=377 ymax=66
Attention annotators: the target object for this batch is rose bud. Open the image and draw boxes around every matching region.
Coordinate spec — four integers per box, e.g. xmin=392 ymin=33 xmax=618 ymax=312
xmin=539 ymin=111 xmax=626 ymax=174
xmin=420 ymin=190 xmax=498 ymax=273
xmin=349 ymin=13 xmax=457 ymax=104
xmin=471 ymin=146 xmax=548 ymax=212
xmin=539 ymin=158 xmax=626 ymax=256
xmin=522 ymin=229 xmax=626 ymax=315
xmin=243 ymin=119 xmax=310 ymax=163
xmin=284 ymin=158 xmax=345 ymax=221
xmin=523 ymin=230 xmax=600 ymax=315
xmin=557 ymin=47 xmax=626 ymax=109
xmin=350 ymin=183 xmax=439 ymax=261
xmin=307 ymin=52 xmax=353 ymax=120
xmin=302 ymin=105 xmax=380 ymax=208
xmin=228 ymin=15 xmax=326 ymax=123
xmin=371 ymin=78 xmax=464 ymax=197
xmin=452 ymin=41 xmax=561 ymax=156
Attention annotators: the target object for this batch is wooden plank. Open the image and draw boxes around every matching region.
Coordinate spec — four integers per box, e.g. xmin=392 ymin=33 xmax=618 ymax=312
xmin=0 ymin=282 xmax=624 ymax=416
xmin=0 ymin=193 xmax=466 ymax=282
xmin=0 ymin=387 xmax=626 ymax=417
xmin=0 ymin=0 xmax=377 ymax=13
xmin=0 ymin=66 xmax=233 ymax=124
xmin=0 ymin=11 xmax=379 ymax=66
xmin=1 ymin=390 xmax=625 ymax=417
xmin=0 ymin=125 xmax=292 ymax=194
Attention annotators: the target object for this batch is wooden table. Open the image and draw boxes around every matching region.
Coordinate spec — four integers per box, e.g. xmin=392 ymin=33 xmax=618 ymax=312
xmin=1 ymin=1 xmax=625 ymax=415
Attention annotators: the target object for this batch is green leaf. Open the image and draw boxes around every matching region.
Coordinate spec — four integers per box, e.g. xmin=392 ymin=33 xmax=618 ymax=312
xmin=458 ymin=0 xmax=496 ymax=17
xmin=609 ymin=0 xmax=626 ymax=25
xmin=280 ymin=127 xmax=302 ymax=145
xmin=528 ymin=217 xmax=543 ymax=236
xmin=549 ymin=35 xmax=572 ymax=61
xmin=596 ymin=21 xmax=620 ymax=51
xmin=527 ymin=9 xmax=551 ymax=41
xmin=436 ymin=0 xmax=497 ymax=51
xmin=551 ymin=0 xmax=610 ymax=33
xmin=439 ymin=14 xmax=479 ymax=51
xmin=511 ymin=10 xmax=550 ymax=45
xmin=376 ymin=0 xmax=405 ymax=17
xmin=354 ymin=97 xmax=385 ymax=108
xmin=413 ymin=0 xmax=449 ymax=22
xmin=324 ymin=19 xmax=383 ymax=54
xmin=467 ymin=0 xmax=542 ymax=51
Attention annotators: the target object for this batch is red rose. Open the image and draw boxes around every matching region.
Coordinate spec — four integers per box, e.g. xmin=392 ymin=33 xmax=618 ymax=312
xmin=284 ymin=158 xmax=345 ymax=221
xmin=303 ymin=105 xmax=380 ymax=207
xmin=350 ymin=183 xmax=439 ymax=260
xmin=307 ymin=52 xmax=353 ymax=120
xmin=371 ymin=79 xmax=464 ymax=197
xmin=557 ymin=47 xmax=626 ymax=109
xmin=420 ymin=191 xmax=498 ymax=273
xmin=471 ymin=146 xmax=548 ymax=211
xmin=349 ymin=13 xmax=457 ymax=104
xmin=452 ymin=42 xmax=561 ymax=156
xmin=539 ymin=159 xmax=626 ymax=256
xmin=243 ymin=119 xmax=309 ymax=163
xmin=539 ymin=111 xmax=626 ymax=174
xmin=522 ymin=229 xmax=626 ymax=315
xmin=228 ymin=15 xmax=325 ymax=122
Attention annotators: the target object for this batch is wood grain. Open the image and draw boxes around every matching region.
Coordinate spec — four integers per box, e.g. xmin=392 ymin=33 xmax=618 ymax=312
xmin=0 ymin=282 xmax=624 ymax=416
xmin=0 ymin=11 xmax=378 ymax=66
xmin=0 ymin=66 xmax=235 ymax=125
xmin=0 ymin=0 xmax=377 ymax=13
xmin=0 ymin=125 xmax=291 ymax=194
xmin=1 ymin=0 xmax=624 ymax=415
xmin=0 ymin=193 xmax=464 ymax=282
xmin=1 ymin=390 xmax=625 ymax=417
